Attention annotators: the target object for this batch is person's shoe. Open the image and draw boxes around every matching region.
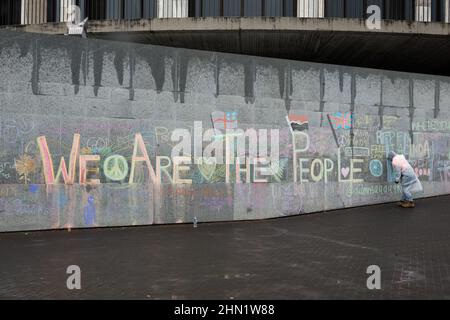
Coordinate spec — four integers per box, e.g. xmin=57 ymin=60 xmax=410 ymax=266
xmin=397 ymin=200 xmax=406 ymax=206
xmin=401 ymin=201 xmax=415 ymax=208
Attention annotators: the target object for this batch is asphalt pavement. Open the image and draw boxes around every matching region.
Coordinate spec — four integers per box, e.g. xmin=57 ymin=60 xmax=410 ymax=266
xmin=1 ymin=195 xmax=450 ymax=299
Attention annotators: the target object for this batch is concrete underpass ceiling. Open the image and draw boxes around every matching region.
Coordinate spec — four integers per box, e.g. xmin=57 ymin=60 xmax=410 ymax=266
xmin=7 ymin=17 xmax=450 ymax=77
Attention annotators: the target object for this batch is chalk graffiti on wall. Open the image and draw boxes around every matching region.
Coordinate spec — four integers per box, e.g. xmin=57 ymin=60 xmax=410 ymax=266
xmin=371 ymin=145 xmax=385 ymax=159
xmin=287 ymin=115 xmax=309 ymax=133
xmin=2 ymin=30 xmax=450 ymax=232
xmin=2 ymin=116 xmax=447 ymax=191
xmin=14 ymin=155 xmax=37 ymax=184
xmin=345 ymin=184 xmax=402 ymax=198
xmin=211 ymin=111 xmax=238 ymax=130
xmin=1 ymin=110 xmax=450 ymax=233
xmin=437 ymin=162 xmax=450 ymax=182
xmin=329 ymin=112 xmax=353 ymax=130
xmin=412 ymin=120 xmax=450 ymax=132
xmin=0 ymin=162 xmax=14 ymax=181
xmin=369 ymin=159 xmax=383 ymax=177
xmin=103 ymin=155 xmax=129 ymax=182
xmin=83 ymin=195 xmax=96 ymax=226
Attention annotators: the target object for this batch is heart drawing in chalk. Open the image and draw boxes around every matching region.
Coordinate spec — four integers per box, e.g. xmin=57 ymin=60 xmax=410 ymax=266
xmin=341 ymin=167 xmax=350 ymax=178
xmin=198 ymin=159 xmax=217 ymax=181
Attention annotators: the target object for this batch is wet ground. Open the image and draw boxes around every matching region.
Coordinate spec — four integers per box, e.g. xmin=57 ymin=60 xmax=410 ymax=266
xmin=1 ymin=195 xmax=450 ymax=299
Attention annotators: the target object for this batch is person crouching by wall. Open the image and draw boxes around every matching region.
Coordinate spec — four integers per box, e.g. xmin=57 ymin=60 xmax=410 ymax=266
xmin=387 ymin=151 xmax=423 ymax=208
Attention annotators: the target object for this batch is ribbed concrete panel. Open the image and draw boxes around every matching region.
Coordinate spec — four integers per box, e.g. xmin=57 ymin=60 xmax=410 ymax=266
xmin=106 ymin=0 xmax=122 ymax=19
xmin=223 ymin=0 xmax=241 ymax=16
xmin=416 ymin=0 xmax=432 ymax=21
xmin=143 ymin=0 xmax=157 ymax=18
xmin=265 ymin=0 xmax=283 ymax=16
xmin=157 ymin=0 xmax=188 ymax=18
xmin=21 ymin=0 xmax=47 ymax=24
xmin=297 ymin=0 xmax=324 ymax=18
xmin=124 ymin=0 xmax=142 ymax=19
xmin=444 ymin=0 xmax=450 ymax=23
xmin=0 ymin=0 xmax=21 ymax=26
xmin=4 ymin=0 xmax=450 ymax=24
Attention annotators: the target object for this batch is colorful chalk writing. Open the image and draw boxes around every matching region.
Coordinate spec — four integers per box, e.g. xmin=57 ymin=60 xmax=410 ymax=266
xmin=369 ymin=159 xmax=383 ymax=177
xmin=286 ymin=115 xmax=309 ymax=133
xmin=103 ymin=155 xmax=129 ymax=181
xmin=83 ymin=195 xmax=96 ymax=226
xmin=329 ymin=112 xmax=353 ymax=130
xmin=211 ymin=111 xmax=238 ymax=130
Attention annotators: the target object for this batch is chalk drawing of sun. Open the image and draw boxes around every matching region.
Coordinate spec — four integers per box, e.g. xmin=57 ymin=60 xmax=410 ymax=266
xmin=15 ymin=155 xmax=37 ymax=184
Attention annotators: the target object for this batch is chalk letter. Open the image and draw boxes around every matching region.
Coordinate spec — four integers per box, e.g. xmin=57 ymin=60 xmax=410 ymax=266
xmin=79 ymin=155 xmax=100 ymax=185
xmin=292 ymin=132 xmax=310 ymax=183
xmin=37 ymin=134 xmax=80 ymax=185
xmin=173 ymin=156 xmax=192 ymax=184
xmin=129 ymin=133 xmax=157 ymax=184
xmin=351 ymin=159 xmax=364 ymax=183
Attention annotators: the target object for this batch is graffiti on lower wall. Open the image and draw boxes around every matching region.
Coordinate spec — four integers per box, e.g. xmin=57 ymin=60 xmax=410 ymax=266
xmin=1 ymin=110 xmax=449 ymax=231
xmin=1 ymin=114 xmax=449 ymax=189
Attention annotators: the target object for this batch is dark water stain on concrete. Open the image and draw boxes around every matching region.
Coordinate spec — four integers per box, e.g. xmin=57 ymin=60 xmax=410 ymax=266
xmin=93 ymin=45 xmax=104 ymax=97
xmin=31 ymin=40 xmax=41 ymax=95
xmin=276 ymin=63 xmax=285 ymax=100
xmin=141 ymin=49 xmax=165 ymax=93
xmin=128 ymin=50 xmax=135 ymax=101
xmin=244 ymin=58 xmax=255 ymax=104
xmin=409 ymin=78 xmax=415 ymax=144
xmin=284 ymin=63 xmax=293 ymax=113
xmin=81 ymin=46 xmax=87 ymax=88
xmin=178 ymin=53 xmax=189 ymax=104
xmin=339 ymin=69 xmax=345 ymax=93
xmin=171 ymin=54 xmax=179 ymax=102
xmin=434 ymin=79 xmax=440 ymax=119
xmin=215 ymin=54 xmax=220 ymax=98
xmin=70 ymin=44 xmax=83 ymax=95
xmin=349 ymin=71 xmax=357 ymax=155
xmin=319 ymin=68 xmax=325 ymax=113
xmin=114 ymin=48 xmax=126 ymax=86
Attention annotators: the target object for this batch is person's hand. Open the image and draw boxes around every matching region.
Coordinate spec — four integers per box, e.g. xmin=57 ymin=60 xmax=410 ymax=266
xmin=395 ymin=179 xmax=400 ymax=184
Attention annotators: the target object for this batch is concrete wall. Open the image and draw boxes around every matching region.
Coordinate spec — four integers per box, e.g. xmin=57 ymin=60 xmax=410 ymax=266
xmin=0 ymin=30 xmax=450 ymax=232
